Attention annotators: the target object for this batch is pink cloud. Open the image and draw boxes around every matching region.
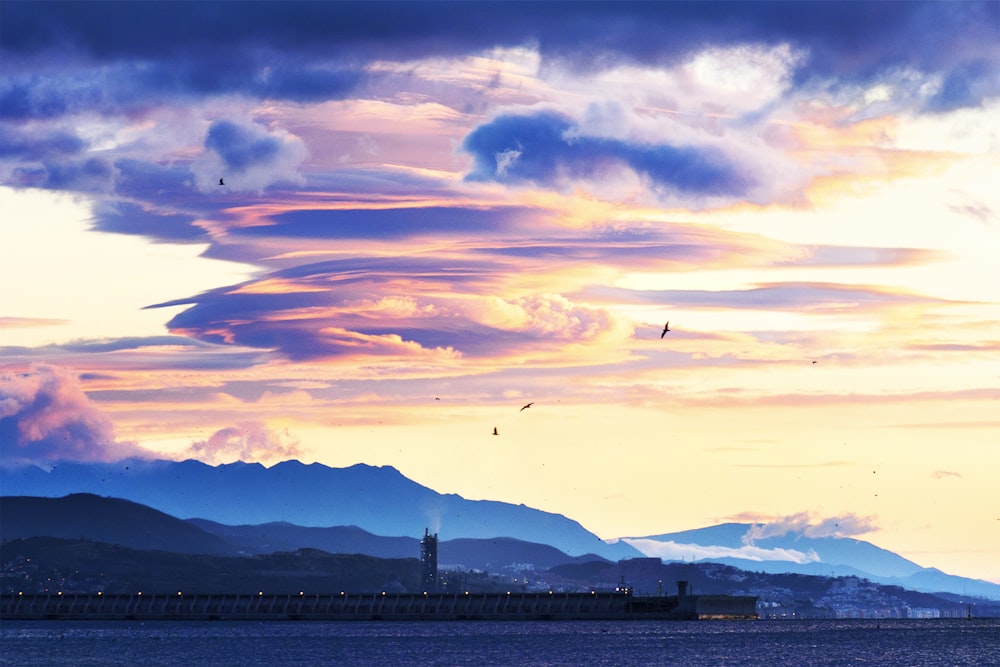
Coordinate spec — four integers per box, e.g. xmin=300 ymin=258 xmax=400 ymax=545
xmin=183 ymin=421 xmax=303 ymax=465
xmin=0 ymin=364 xmax=150 ymax=464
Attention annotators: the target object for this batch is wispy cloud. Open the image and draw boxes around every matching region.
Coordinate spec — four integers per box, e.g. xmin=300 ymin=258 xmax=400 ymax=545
xmin=624 ymin=538 xmax=821 ymax=565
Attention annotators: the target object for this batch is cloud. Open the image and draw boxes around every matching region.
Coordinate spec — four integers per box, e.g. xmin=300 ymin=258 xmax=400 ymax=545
xmin=90 ymin=201 xmax=207 ymax=242
xmin=0 ymin=364 xmax=151 ymax=464
xmin=194 ymin=120 xmax=307 ymax=192
xmin=470 ymin=293 xmax=621 ymax=342
xmin=741 ymin=511 xmax=878 ymax=543
xmin=146 ymin=246 xmax=627 ymax=361
xmin=0 ymin=59 xmax=363 ymax=121
xmin=14 ymin=157 xmax=117 ymax=193
xmin=924 ymin=60 xmax=999 ymax=113
xmin=931 ymin=470 xmax=963 ymax=480
xmin=623 ymin=537 xmax=820 ymax=565
xmin=0 ymin=126 xmax=86 ymax=160
xmin=182 ymin=421 xmax=302 ymax=465
xmin=241 ymin=205 xmax=531 ymax=240
xmin=3 ymin=2 xmax=994 ymax=119
xmin=0 ymin=336 xmax=268 ymax=373
xmin=463 ymin=111 xmax=750 ymax=197
xmin=599 ymin=282 xmax=953 ymax=312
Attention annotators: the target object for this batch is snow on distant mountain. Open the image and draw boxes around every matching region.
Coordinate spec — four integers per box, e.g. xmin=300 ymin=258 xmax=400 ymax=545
xmin=623 ymin=524 xmax=1000 ymax=601
xmin=0 ymin=458 xmax=641 ymax=562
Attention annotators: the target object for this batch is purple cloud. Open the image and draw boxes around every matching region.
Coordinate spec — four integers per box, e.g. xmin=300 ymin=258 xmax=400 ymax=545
xmin=463 ymin=112 xmax=750 ymax=196
xmin=197 ymin=120 xmax=307 ymax=192
xmin=238 ymin=206 xmax=533 ymax=240
xmin=3 ymin=2 xmax=995 ymax=119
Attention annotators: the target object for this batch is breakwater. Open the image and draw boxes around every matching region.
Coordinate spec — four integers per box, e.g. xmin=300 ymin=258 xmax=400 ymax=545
xmin=2 ymin=590 xmax=758 ymax=621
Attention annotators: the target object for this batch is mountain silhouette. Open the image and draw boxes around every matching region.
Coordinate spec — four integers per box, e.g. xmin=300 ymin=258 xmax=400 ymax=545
xmin=0 ymin=459 xmax=642 ymax=561
xmin=626 ymin=523 xmax=1000 ymax=600
xmin=0 ymin=494 xmax=235 ymax=555
xmin=2 ymin=460 xmax=997 ymax=600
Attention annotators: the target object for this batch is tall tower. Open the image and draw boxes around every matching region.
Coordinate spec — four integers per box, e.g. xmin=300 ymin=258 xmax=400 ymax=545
xmin=420 ymin=528 xmax=438 ymax=592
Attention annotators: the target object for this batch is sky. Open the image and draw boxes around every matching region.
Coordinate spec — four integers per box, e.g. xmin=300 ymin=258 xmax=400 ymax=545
xmin=1 ymin=1 xmax=998 ymax=584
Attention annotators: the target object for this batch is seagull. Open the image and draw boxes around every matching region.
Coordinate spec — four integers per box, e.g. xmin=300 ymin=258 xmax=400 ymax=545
xmin=219 ymin=178 xmax=225 ymax=186
xmin=492 ymin=427 xmax=499 ymax=436
xmin=660 ymin=322 xmax=670 ymax=338
xmin=520 ymin=402 xmax=533 ymax=412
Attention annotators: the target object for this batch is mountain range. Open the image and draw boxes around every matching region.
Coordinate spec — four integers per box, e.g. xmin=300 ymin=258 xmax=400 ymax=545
xmin=1 ymin=458 xmax=997 ymax=600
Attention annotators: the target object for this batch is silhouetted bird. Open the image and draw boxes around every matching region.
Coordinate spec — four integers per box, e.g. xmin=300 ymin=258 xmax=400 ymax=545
xmin=219 ymin=178 xmax=225 ymax=186
xmin=492 ymin=427 xmax=498 ymax=436
xmin=520 ymin=402 xmax=533 ymax=412
xmin=660 ymin=322 xmax=670 ymax=338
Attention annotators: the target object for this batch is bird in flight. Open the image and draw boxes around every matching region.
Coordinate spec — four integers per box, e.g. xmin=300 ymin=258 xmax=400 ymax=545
xmin=520 ymin=402 xmax=533 ymax=412
xmin=492 ymin=427 xmax=499 ymax=436
xmin=660 ymin=322 xmax=670 ymax=338
xmin=219 ymin=178 xmax=225 ymax=186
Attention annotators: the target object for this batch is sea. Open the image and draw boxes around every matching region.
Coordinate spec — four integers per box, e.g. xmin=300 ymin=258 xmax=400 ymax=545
xmin=2 ymin=619 xmax=998 ymax=666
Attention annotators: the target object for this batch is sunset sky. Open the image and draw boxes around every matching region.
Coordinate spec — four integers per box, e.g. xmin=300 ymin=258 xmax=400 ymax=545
xmin=1 ymin=2 xmax=998 ymax=583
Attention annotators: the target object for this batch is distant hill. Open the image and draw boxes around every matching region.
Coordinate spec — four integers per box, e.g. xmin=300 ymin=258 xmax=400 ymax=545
xmin=0 ymin=494 xmax=235 ymax=556
xmin=187 ymin=519 xmax=418 ymax=557
xmin=0 ymin=459 xmax=642 ymax=561
xmin=625 ymin=524 xmax=1000 ymax=601
xmin=548 ymin=558 xmax=1000 ymax=618
xmin=2 ymin=459 xmax=996 ymax=601
xmin=7 ymin=536 xmax=998 ymax=619
xmin=2 ymin=494 xmax=609 ymax=575
xmin=440 ymin=537 xmax=609 ymax=572
xmin=1 ymin=537 xmax=419 ymax=594
xmin=3 ymin=493 xmax=998 ymax=616
xmin=189 ymin=519 xmax=610 ymax=572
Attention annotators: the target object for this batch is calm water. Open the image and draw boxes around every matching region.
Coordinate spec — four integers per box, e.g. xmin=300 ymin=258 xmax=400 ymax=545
xmin=2 ymin=619 xmax=998 ymax=666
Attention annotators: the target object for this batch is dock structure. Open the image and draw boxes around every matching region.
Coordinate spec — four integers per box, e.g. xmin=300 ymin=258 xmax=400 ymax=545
xmin=1 ymin=590 xmax=758 ymax=621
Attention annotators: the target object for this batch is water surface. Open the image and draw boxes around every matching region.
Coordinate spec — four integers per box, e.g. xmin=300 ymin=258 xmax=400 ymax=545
xmin=2 ymin=618 xmax=998 ymax=666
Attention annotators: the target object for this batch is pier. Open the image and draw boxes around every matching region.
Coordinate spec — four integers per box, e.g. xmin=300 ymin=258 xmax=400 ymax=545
xmin=2 ymin=590 xmax=757 ymax=621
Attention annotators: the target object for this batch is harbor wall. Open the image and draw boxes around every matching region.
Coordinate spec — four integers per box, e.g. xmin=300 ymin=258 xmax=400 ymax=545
xmin=2 ymin=591 xmax=757 ymax=621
